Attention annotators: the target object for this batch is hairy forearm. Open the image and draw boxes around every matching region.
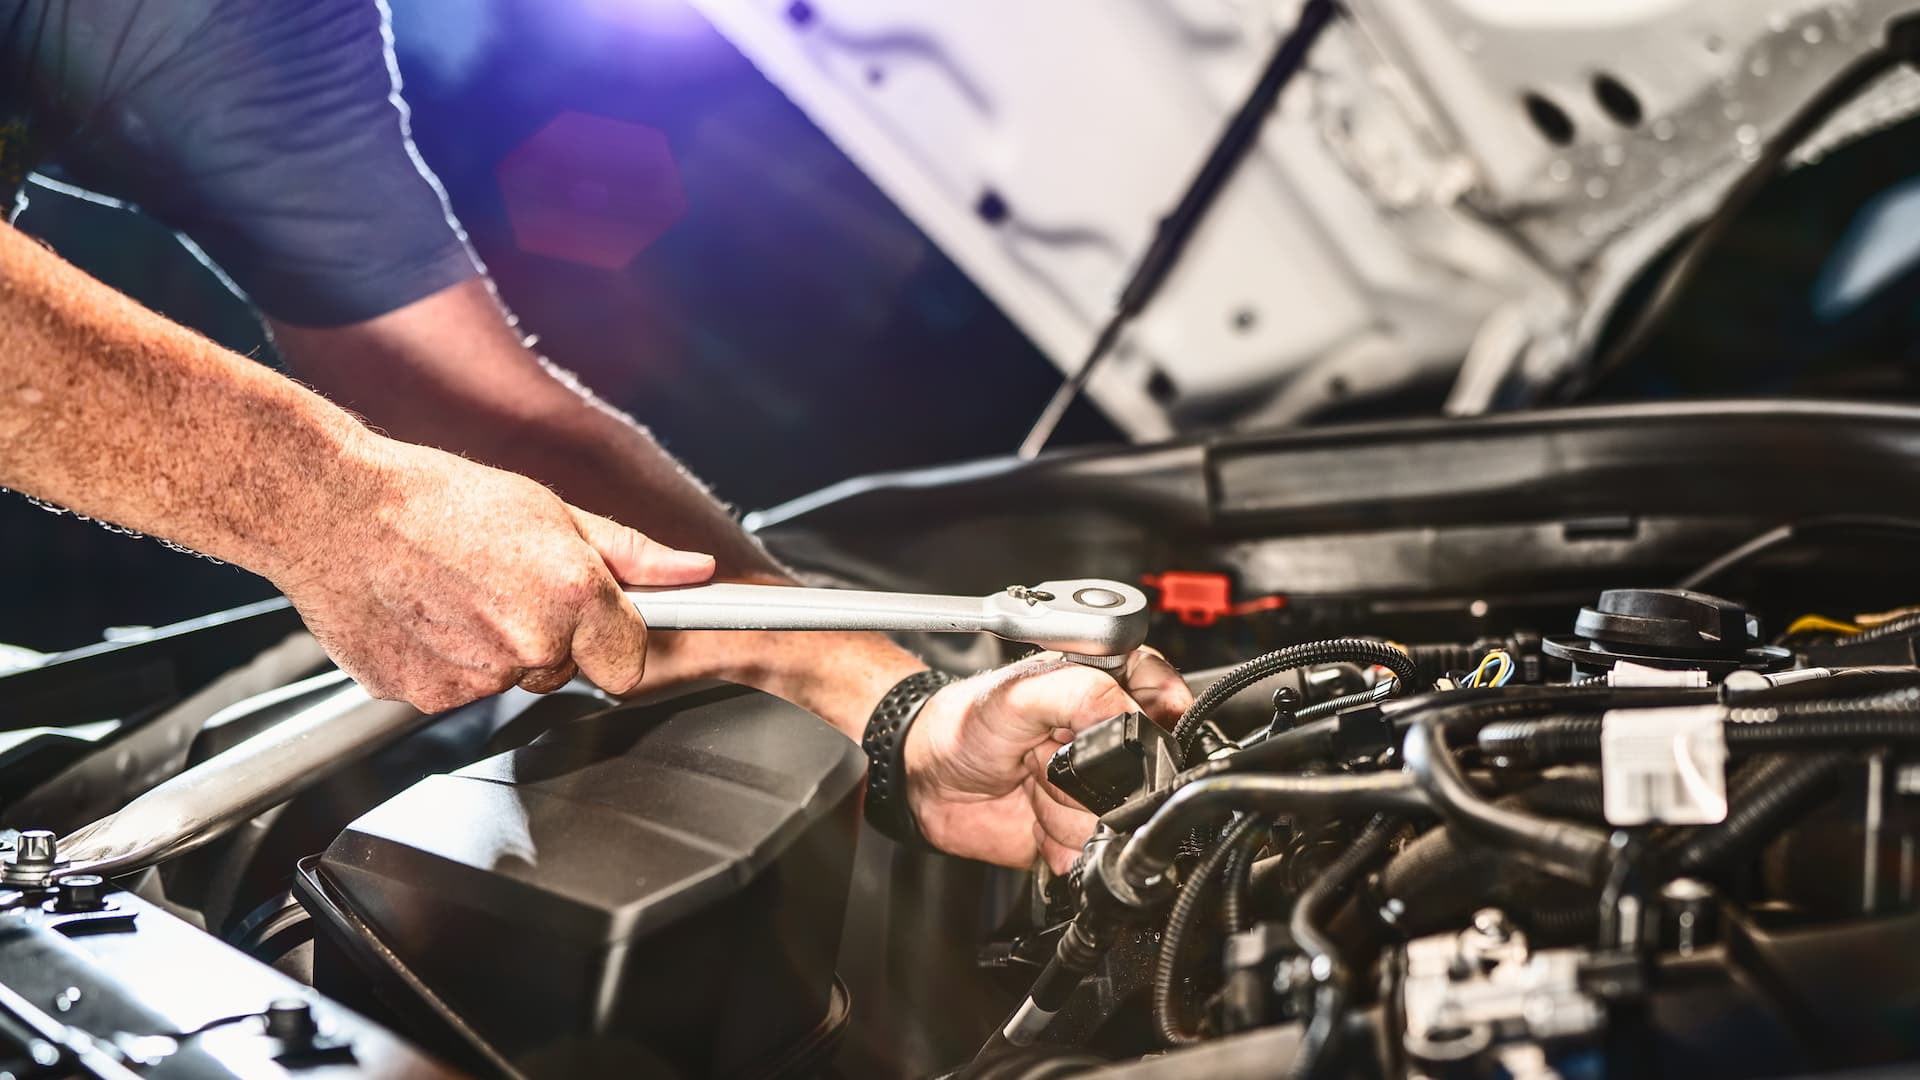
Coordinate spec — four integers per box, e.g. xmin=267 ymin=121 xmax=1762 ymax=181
xmin=270 ymin=279 xmax=926 ymax=732
xmin=0 ymin=224 xmax=367 ymax=581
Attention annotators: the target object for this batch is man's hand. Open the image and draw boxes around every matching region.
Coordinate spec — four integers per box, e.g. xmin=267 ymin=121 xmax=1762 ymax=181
xmin=903 ymin=648 xmax=1192 ymax=873
xmin=274 ymin=433 xmax=715 ymax=712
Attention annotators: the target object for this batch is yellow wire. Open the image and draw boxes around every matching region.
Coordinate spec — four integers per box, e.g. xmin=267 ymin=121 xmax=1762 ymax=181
xmin=1783 ymin=614 xmax=1861 ymax=637
xmin=1465 ymin=648 xmax=1512 ymax=688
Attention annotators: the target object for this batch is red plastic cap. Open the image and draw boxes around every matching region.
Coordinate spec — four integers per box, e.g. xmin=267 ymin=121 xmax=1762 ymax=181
xmin=1140 ymin=571 xmax=1286 ymax=628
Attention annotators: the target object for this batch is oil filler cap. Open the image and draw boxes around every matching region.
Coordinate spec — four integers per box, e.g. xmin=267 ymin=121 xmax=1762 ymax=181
xmin=1543 ymin=588 xmax=1790 ymax=676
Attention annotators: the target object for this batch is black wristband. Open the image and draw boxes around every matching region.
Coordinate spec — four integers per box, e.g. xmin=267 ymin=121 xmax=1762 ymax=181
xmin=861 ymin=669 xmax=958 ymax=850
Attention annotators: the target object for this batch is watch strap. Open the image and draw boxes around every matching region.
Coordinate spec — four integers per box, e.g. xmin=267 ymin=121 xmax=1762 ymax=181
xmin=861 ymin=668 xmax=958 ymax=850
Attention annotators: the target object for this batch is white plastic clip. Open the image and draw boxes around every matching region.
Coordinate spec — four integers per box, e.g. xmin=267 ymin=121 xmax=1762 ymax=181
xmin=1601 ymin=705 xmax=1729 ymax=826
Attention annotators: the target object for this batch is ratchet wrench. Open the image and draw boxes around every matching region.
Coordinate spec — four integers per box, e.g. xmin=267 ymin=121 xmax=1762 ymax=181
xmin=54 ymin=579 xmax=1152 ymax=879
xmin=625 ymin=579 xmax=1150 ymax=670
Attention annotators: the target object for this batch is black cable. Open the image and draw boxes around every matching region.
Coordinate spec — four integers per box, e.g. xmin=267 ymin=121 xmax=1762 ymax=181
xmin=1174 ymin=639 xmax=1418 ymax=763
xmin=1476 ymin=715 xmax=1609 ymax=767
xmin=1287 ymin=814 xmax=1399 ymax=1080
xmin=1829 ymin=612 xmax=1920 ymax=645
xmin=1478 ymin=687 xmax=1920 ymax=763
xmin=1294 ymin=683 xmax=1388 ymax=722
xmin=1103 ymin=685 xmax=1707 ymax=836
xmin=1289 ymin=814 xmax=1398 ymax=983
xmin=1678 ymin=515 xmax=1920 ymax=592
xmin=1153 ymin=815 xmax=1266 ymax=1047
xmin=1729 ymin=715 xmax=1920 ymax=747
xmin=1221 ymin=829 xmax=1259 ymax=936
xmin=1663 ymin=752 xmax=1851 ymax=875
xmin=1550 ymin=42 xmax=1907 ymax=403
xmin=1016 ymin=0 xmax=1339 ymax=458
xmin=1116 ymin=773 xmax=1428 ymax=891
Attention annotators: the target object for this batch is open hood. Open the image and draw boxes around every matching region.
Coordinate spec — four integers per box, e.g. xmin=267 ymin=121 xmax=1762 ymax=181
xmin=690 ymin=0 xmax=1920 ymax=441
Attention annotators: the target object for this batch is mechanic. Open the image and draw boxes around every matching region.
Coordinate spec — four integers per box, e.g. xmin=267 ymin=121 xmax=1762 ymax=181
xmin=0 ymin=0 xmax=1188 ymax=872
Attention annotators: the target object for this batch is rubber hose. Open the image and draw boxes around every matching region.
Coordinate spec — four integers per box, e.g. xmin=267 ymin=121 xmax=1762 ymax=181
xmin=1480 ymin=710 xmax=1920 ymax=762
xmin=1107 ymin=686 xmax=1707 ymax=838
xmin=1381 ymin=773 xmax=1605 ymax=895
xmin=1153 ymin=815 xmax=1267 ymax=1047
xmin=1385 ymin=685 xmax=1715 ymax=745
xmin=1477 ymin=716 xmax=1604 ymax=766
xmin=1221 ymin=828 xmax=1259 ymax=935
xmin=1289 ymin=814 xmax=1401 ymax=985
xmin=1175 ymin=640 xmax=1418 ymax=763
xmin=1403 ymin=721 xmax=1613 ymax=886
xmin=1118 ymin=773 xmax=1427 ymax=891
xmin=1289 ymin=982 xmax=1349 ymax=1080
xmin=1366 ymin=773 xmax=1604 ymax=937
xmin=1286 ymin=817 xmax=1400 ymax=1080
xmin=1663 ymin=752 xmax=1852 ymax=875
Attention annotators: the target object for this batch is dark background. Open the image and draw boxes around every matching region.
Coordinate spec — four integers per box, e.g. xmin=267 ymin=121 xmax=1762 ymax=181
xmin=1 ymin=0 xmax=1114 ymax=651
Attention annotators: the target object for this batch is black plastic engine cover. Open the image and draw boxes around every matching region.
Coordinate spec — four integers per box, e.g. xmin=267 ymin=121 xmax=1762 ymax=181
xmin=306 ymin=684 xmax=865 ymax=1078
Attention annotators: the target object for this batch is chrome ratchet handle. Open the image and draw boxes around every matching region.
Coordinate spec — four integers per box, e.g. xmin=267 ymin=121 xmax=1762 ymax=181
xmin=626 ymin=579 xmax=1151 ymax=667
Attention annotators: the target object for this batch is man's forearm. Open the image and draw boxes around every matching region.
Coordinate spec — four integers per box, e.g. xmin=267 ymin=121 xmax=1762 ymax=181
xmin=270 ymin=279 xmax=928 ymax=733
xmin=0 ymin=224 xmax=368 ymax=581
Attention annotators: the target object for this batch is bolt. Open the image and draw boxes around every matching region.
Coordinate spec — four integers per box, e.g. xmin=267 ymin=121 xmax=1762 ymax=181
xmin=50 ymin=875 xmax=106 ymax=914
xmin=1471 ymin=908 xmax=1512 ymax=942
xmin=16 ymin=832 xmax=54 ymax=866
xmin=265 ymin=999 xmax=319 ymax=1048
xmin=52 ymin=986 xmax=81 ymax=1013
xmin=2 ymin=830 xmax=61 ymax=887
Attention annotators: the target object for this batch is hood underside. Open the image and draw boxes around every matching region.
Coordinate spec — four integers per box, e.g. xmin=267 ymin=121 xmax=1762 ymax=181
xmin=692 ymin=0 xmax=1920 ymax=440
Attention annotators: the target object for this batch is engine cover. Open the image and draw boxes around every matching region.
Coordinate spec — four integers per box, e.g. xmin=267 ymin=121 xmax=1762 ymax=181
xmin=299 ymin=684 xmax=865 ymax=1078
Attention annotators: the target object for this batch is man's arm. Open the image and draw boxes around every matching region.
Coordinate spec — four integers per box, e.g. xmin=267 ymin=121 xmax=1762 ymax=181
xmin=269 ymin=278 xmax=935 ymax=729
xmin=269 ymin=281 xmax=1197 ymax=872
xmin=0 ymin=223 xmax=715 ymax=710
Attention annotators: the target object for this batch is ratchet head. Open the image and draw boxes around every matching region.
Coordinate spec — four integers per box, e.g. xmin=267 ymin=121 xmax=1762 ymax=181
xmin=986 ymin=580 xmax=1151 ymax=663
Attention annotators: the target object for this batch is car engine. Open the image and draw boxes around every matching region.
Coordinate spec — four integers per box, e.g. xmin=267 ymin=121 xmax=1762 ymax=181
xmin=1 ymin=402 xmax=1919 ymax=1078
xmin=12 ymin=1 xmax=1920 ymax=1072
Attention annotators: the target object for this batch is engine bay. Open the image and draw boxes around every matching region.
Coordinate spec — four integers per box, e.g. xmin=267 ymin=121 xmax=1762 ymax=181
xmin=964 ymin=589 xmax=1920 ymax=1079
xmin=0 ymin=402 xmax=1916 ymax=1078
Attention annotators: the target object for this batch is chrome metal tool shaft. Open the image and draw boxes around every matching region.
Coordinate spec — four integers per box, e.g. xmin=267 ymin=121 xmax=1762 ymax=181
xmin=625 ymin=579 xmax=1150 ymax=667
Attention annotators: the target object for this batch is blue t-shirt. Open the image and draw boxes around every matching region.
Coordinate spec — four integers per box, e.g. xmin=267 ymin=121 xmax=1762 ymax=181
xmin=0 ymin=0 xmax=481 ymax=326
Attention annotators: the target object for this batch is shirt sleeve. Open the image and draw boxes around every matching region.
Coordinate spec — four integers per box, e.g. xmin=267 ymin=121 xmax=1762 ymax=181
xmin=58 ymin=0 xmax=482 ymax=326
